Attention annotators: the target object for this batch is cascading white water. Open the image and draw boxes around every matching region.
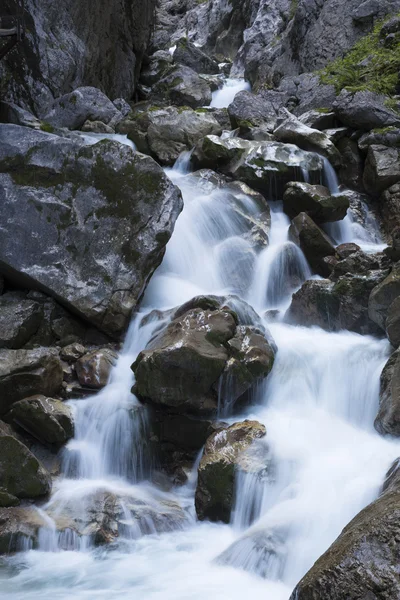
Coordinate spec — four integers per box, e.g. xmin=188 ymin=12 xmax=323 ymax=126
xmin=211 ymin=78 xmax=250 ymax=108
xmin=2 ymin=148 xmax=400 ymax=600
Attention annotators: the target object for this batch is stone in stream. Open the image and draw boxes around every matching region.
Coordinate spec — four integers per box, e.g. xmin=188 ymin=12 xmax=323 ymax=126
xmin=286 ymin=270 xmax=388 ymax=335
xmin=117 ymin=105 xmax=222 ymax=166
xmin=75 ymin=348 xmax=118 ymax=389
xmin=173 ymin=38 xmax=219 ymax=74
xmin=336 ymin=137 xmax=365 ymax=193
xmin=6 ymin=395 xmax=74 ymax=447
xmin=0 ymin=348 xmax=63 ymax=416
xmin=0 ymin=421 xmax=52 ymax=500
xmin=289 ymin=486 xmax=400 ymax=600
xmin=195 ymin=420 xmax=267 ymax=523
xmin=375 ymin=348 xmax=400 ymax=437
xmin=288 ymin=212 xmax=336 ymax=277
xmin=132 ymin=296 xmax=276 ymax=416
xmin=386 ymin=297 xmax=400 ymax=348
xmin=0 ymin=124 xmax=183 ymax=338
xmin=369 ymin=262 xmax=400 ymax=332
xmin=150 ymin=64 xmax=212 ymax=108
xmin=227 ymin=90 xmax=279 ymax=132
xmin=283 ymin=182 xmax=349 ymax=224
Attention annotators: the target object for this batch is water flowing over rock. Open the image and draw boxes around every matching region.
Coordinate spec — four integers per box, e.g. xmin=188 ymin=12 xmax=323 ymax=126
xmin=195 ymin=420 xmax=266 ymax=523
xmin=0 ymin=125 xmax=183 ymax=337
xmin=288 ymin=212 xmax=336 ymax=277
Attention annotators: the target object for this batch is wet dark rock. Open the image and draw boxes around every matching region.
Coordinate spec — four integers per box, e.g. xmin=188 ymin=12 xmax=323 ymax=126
xmin=0 ymin=293 xmax=43 ymax=349
xmin=60 ymin=343 xmax=86 ymax=362
xmin=358 ymin=127 xmax=400 ymax=152
xmin=331 ymin=250 xmax=389 ymax=281
xmin=283 ymin=182 xmax=349 ymax=224
xmin=140 ymin=51 xmax=174 ymax=87
xmin=132 ymin=297 xmax=275 ymax=416
xmin=0 ymin=489 xmax=19 ymax=508
xmin=290 ymin=485 xmax=400 ymax=600
xmin=289 ymin=212 xmax=336 ymax=277
xmin=0 ymin=421 xmax=51 ymax=499
xmin=0 ymin=348 xmax=63 ymax=416
xmin=333 ymin=90 xmax=400 ymax=131
xmin=375 ymin=349 xmax=400 ymax=436
xmin=75 ymin=348 xmax=118 ymax=389
xmin=0 ymin=101 xmax=41 ymax=129
xmin=364 ymin=145 xmax=400 ymax=196
xmin=117 ymin=105 xmax=222 ymax=166
xmin=298 ymin=110 xmax=337 ymax=131
xmin=7 ymin=395 xmax=74 ymax=447
xmin=0 ymin=506 xmax=47 ymax=553
xmin=195 ymin=420 xmax=266 ymax=523
xmin=0 ymin=125 xmax=182 ymax=338
xmin=369 ymin=262 xmax=400 ymax=331
xmin=380 ymin=183 xmax=400 ymax=240
xmin=151 ymin=64 xmax=212 ymax=108
xmin=81 ymin=121 xmax=115 ymax=134
xmin=336 ymin=137 xmax=365 ymax=192
xmin=173 ymin=38 xmax=219 ymax=74
xmin=287 ymin=271 xmax=387 ymax=335
xmin=386 ymin=297 xmax=400 ymax=348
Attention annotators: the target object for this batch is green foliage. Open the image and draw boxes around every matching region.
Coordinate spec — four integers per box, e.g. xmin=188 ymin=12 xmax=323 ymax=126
xmin=320 ymin=14 xmax=400 ymax=98
xmin=40 ymin=122 xmax=54 ymax=133
xmin=289 ymin=0 xmax=298 ymax=20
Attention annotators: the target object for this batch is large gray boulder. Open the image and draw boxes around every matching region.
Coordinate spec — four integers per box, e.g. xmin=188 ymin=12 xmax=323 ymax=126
xmin=0 ymin=348 xmax=63 ymax=416
xmin=333 ymin=90 xmax=400 ymax=130
xmin=195 ymin=420 xmax=266 ymax=523
xmin=140 ymin=51 xmax=174 ymax=87
xmin=151 ymin=65 xmax=212 ymax=108
xmin=117 ymin=105 xmax=222 ymax=166
xmin=283 ymin=182 xmax=349 ymax=224
xmin=0 ymin=125 xmax=182 ymax=338
xmin=7 ymin=395 xmax=74 ymax=446
xmin=0 ymin=422 xmax=51 ymax=499
xmin=0 ymin=293 xmax=43 ymax=349
xmin=290 ymin=486 xmax=400 ymax=600
xmin=227 ymin=91 xmax=278 ymax=132
xmin=380 ymin=183 xmax=400 ymax=238
xmin=375 ymin=349 xmax=400 ymax=437
xmin=132 ymin=297 xmax=275 ymax=416
xmin=363 ymin=145 xmax=400 ymax=196
xmin=43 ymin=87 xmax=123 ymax=130
xmin=75 ymin=348 xmax=118 ymax=389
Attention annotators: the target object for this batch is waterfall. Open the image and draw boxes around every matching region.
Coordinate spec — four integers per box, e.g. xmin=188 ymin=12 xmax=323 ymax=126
xmin=211 ymin=78 xmax=251 ymax=108
xmin=3 ymin=150 xmax=400 ymax=600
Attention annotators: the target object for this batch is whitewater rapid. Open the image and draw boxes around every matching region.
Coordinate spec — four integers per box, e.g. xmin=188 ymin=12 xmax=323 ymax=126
xmin=1 ymin=81 xmax=399 ymax=600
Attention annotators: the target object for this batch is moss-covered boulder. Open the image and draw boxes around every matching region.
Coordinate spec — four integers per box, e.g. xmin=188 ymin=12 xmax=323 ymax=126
xmin=150 ymin=64 xmax=212 ymax=108
xmin=0 ymin=422 xmax=51 ymax=499
xmin=195 ymin=420 xmax=266 ymax=523
xmin=375 ymin=348 xmax=400 ymax=437
xmin=7 ymin=395 xmax=74 ymax=446
xmin=0 ymin=489 xmax=19 ymax=508
xmin=283 ymin=182 xmax=349 ymax=223
xmin=118 ymin=105 xmax=222 ymax=166
xmin=0 ymin=124 xmax=183 ymax=338
xmin=288 ymin=212 xmax=336 ymax=277
xmin=0 ymin=348 xmax=63 ymax=416
xmin=75 ymin=348 xmax=118 ymax=389
xmin=227 ymin=91 xmax=278 ymax=132
xmin=132 ymin=296 xmax=275 ymax=416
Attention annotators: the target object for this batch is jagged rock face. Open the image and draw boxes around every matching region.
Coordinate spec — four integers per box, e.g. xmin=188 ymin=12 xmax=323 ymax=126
xmin=369 ymin=262 xmax=400 ymax=331
xmin=0 ymin=125 xmax=183 ymax=338
xmin=283 ymin=182 xmax=349 ymax=224
xmin=0 ymin=0 xmax=157 ymax=115
xmin=364 ymin=145 xmax=400 ymax=196
xmin=375 ymin=349 xmax=400 ymax=436
xmin=132 ymin=297 xmax=275 ymax=416
xmin=290 ymin=487 xmax=400 ymax=600
xmin=150 ymin=64 xmax=212 ymax=109
xmin=195 ymin=420 xmax=267 ymax=523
